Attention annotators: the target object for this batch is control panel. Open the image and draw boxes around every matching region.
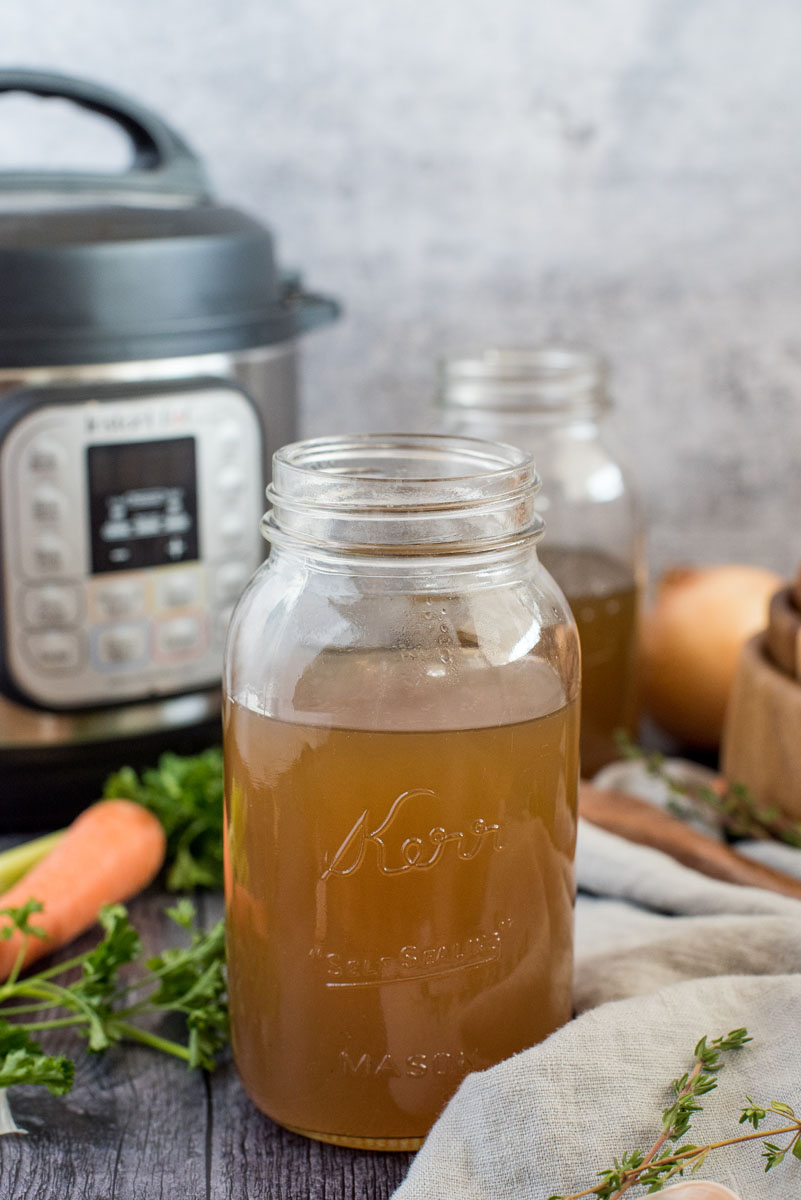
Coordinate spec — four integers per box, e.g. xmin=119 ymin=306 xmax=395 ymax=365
xmin=0 ymin=384 xmax=264 ymax=708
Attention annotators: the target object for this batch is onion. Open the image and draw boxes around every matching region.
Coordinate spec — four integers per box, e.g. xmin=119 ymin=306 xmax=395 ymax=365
xmin=640 ymin=564 xmax=782 ymax=749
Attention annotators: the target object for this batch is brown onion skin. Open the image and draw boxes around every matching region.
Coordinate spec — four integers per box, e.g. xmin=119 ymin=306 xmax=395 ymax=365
xmin=639 ymin=564 xmax=782 ymax=750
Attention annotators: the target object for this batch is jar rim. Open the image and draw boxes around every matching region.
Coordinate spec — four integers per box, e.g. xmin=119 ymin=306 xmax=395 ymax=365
xmin=438 ymin=344 xmax=610 ymax=415
xmin=273 ymin=431 xmax=534 ymax=497
xmin=263 ymin=432 xmax=544 ymax=555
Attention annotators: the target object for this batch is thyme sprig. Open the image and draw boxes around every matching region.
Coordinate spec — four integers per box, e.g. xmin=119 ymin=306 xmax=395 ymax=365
xmin=616 ymin=733 xmax=801 ymax=849
xmin=550 ymin=1029 xmax=801 ymax=1199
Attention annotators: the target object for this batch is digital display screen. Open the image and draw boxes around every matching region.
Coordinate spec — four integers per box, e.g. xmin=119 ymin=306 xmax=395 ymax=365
xmin=87 ymin=438 xmax=199 ymax=574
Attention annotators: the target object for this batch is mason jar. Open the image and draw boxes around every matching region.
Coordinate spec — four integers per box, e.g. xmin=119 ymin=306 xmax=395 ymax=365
xmin=437 ymin=347 xmax=645 ymax=777
xmin=222 ymin=433 xmax=580 ymax=1150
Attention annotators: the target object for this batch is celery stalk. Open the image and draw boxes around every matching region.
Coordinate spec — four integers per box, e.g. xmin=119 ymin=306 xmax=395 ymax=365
xmin=0 ymin=831 xmax=64 ymax=893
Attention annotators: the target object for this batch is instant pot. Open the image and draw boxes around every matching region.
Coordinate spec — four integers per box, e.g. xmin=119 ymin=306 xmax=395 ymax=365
xmin=0 ymin=69 xmax=339 ymax=825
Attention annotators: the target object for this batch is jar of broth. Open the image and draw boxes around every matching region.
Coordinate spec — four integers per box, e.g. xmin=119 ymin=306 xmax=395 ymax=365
xmin=438 ymin=348 xmax=645 ymax=776
xmin=223 ymin=433 xmax=580 ymax=1151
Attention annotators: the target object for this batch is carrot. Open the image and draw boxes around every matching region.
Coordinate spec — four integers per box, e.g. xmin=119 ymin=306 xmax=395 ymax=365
xmin=0 ymin=798 xmax=166 ymax=979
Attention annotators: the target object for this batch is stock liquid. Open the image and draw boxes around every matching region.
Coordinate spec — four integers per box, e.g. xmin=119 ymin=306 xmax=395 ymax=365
xmin=224 ymin=674 xmax=578 ymax=1150
xmin=540 ymin=547 xmax=639 ymax=777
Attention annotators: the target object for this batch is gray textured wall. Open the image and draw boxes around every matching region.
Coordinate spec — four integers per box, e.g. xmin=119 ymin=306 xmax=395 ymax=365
xmin=3 ymin=0 xmax=801 ymax=574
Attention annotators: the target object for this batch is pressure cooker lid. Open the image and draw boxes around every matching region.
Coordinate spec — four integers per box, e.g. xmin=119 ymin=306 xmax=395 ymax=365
xmin=0 ymin=69 xmax=338 ymax=367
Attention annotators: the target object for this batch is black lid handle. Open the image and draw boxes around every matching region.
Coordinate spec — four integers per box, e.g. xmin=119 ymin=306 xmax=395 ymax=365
xmin=0 ymin=68 xmax=210 ymax=200
xmin=280 ymin=272 xmax=342 ymax=333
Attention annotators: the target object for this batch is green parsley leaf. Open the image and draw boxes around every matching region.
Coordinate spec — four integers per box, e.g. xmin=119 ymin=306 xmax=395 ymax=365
xmin=0 ymin=1021 xmax=73 ymax=1094
xmin=67 ymin=904 xmax=143 ymax=1052
xmin=78 ymin=904 xmax=142 ymax=996
xmin=146 ymin=919 xmax=228 ymax=1070
xmin=0 ymin=899 xmax=46 ymax=941
xmin=103 ymin=748 xmax=224 ymax=891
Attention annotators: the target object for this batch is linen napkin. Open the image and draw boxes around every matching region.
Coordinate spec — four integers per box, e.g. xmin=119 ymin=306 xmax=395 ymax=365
xmin=393 ymin=819 xmax=801 ymax=1200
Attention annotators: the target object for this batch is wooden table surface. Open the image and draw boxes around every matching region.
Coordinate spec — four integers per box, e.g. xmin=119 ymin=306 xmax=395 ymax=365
xmin=0 ymin=888 xmax=414 ymax=1200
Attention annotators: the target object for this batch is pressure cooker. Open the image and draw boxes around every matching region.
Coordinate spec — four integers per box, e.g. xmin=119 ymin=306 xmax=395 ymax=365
xmin=0 ymin=70 xmax=339 ymax=825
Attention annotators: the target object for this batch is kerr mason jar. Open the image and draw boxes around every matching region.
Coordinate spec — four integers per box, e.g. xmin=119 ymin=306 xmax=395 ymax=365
xmin=437 ymin=348 xmax=645 ymax=777
xmin=222 ymin=433 xmax=580 ymax=1150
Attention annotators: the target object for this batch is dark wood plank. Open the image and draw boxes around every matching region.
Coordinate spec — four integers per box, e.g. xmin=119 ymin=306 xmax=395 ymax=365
xmin=207 ymin=1063 xmax=413 ymax=1200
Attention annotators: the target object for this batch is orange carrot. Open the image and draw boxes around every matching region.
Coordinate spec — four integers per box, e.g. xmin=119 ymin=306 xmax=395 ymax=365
xmin=0 ymin=798 xmax=166 ymax=979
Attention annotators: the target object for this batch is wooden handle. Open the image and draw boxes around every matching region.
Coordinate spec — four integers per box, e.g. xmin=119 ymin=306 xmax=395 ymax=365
xmin=579 ymin=781 xmax=801 ymax=902
xmin=765 ymin=586 xmax=801 ymax=679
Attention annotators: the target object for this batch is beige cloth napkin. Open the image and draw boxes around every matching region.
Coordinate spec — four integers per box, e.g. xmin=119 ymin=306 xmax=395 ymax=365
xmin=393 ymin=820 xmax=801 ymax=1199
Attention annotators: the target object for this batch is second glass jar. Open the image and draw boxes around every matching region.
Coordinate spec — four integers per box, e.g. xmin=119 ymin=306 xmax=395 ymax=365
xmin=437 ymin=347 xmax=645 ymax=776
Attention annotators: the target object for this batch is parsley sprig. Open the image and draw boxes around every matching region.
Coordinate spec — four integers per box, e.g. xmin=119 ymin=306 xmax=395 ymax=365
xmin=0 ymin=898 xmax=227 ymax=1133
xmin=103 ymin=748 xmax=224 ymax=891
xmin=550 ymin=1029 xmax=801 ymax=1198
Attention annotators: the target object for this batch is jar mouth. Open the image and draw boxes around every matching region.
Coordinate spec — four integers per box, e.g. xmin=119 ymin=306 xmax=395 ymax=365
xmin=438 ymin=345 xmax=610 ymax=415
xmin=263 ymin=433 xmax=544 ymax=555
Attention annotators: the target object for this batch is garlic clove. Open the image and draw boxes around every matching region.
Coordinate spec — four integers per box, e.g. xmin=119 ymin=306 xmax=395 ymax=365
xmin=659 ymin=1182 xmax=742 ymax=1199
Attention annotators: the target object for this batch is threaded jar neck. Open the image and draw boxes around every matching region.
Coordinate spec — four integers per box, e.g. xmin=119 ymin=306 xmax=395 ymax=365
xmin=262 ymin=433 xmax=544 ymax=556
xmin=438 ymin=346 xmax=610 ymax=419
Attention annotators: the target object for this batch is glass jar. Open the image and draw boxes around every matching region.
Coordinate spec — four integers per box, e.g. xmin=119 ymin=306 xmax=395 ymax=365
xmin=438 ymin=347 xmax=645 ymax=777
xmin=222 ymin=433 xmax=580 ymax=1151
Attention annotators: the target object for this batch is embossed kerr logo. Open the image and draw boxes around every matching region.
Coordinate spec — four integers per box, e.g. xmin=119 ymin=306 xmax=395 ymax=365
xmin=321 ymin=788 xmax=502 ymax=880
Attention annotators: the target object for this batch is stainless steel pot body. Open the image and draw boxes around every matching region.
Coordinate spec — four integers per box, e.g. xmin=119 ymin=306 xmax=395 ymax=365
xmin=0 ymin=69 xmax=339 ymax=825
xmin=0 ymin=342 xmax=295 ymax=760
